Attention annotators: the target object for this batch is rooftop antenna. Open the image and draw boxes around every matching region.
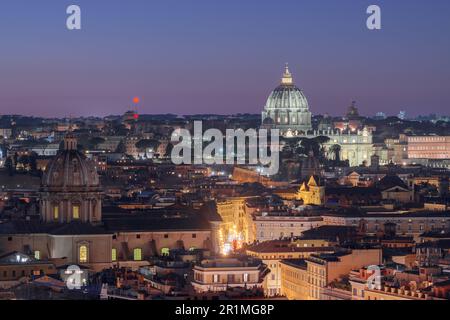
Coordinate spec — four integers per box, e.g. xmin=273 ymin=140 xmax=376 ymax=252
xmin=132 ymin=97 xmax=140 ymax=120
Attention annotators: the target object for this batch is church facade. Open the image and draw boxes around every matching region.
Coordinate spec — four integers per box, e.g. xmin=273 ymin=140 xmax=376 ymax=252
xmin=297 ymin=175 xmax=325 ymax=206
xmin=298 ymin=128 xmax=374 ymax=167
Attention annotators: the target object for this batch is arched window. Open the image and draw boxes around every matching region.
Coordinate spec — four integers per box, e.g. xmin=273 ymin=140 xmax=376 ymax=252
xmin=73 ymin=205 xmax=80 ymax=220
xmin=161 ymin=247 xmax=170 ymax=256
xmin=111 ymin=248 xmax=117 ymax=261
xmin=79 ymin=245 xmax=88 ymax=263
xmin=133 ymin=248 xmax=142 ymax=261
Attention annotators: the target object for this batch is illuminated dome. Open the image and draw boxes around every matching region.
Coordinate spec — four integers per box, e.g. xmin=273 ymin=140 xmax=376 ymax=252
xmin=262 ymin=65 xmax=312 ymax=135
xmin=40 ymin=135 xmax=102 ymax=224
xmin=42 ymin=135 xmax=100 ymax=191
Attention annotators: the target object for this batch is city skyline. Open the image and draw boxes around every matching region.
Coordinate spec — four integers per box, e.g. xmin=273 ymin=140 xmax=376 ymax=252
xmin=0 ymin=0 xmax=449 ymax=118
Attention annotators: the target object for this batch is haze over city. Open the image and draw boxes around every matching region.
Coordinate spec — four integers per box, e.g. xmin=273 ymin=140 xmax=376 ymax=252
xmin=1 ymin=0 xmax=450 ymax=117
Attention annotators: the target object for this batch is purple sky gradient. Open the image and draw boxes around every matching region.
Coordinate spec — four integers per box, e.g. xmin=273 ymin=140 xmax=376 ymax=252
xmin=0 ymin=0 xmax=449 ymax=118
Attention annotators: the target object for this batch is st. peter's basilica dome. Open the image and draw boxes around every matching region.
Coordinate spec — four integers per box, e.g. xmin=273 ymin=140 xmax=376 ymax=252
xmin=261 ymin=65 xmax=312 ymax=135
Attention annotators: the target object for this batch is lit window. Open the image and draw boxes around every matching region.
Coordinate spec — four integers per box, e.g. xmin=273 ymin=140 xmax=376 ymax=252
xmin=112 ymin=248 xmax=117 ymax=261
xmin=161 ymin=247 xmax=170 ymax=256
xmin=34 ymin=251 xmax=40 ymax=260
xmin=53 ymin=206 xmax=59 ymax=220
xmin=73 ymin=206 xmax=80 ymax=219
xmin=133 ymin=248 xmax=142 ymax=261
xmin=79 ymin=245 xmax=88 ymax=263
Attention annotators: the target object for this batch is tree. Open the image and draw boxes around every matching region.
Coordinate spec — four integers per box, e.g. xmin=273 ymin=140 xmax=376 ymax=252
xmin=280 ymin=137 xmax=305 ymax=158
xmin=113 ymin=124 xmax=130 ymax=136
xmin=329 ymin=144 xmax=341 ymax=162
xmin=135 ymin=139 xmax=159 ymax=151
xmin=5 ymin=157 xmax=14 ymax=176
xmin=314 ymin=135 xmax=331 ymax=146
xmin=29 ymin=152 xmax=38 ymax=172
xmin=88 ymin=137 xmax=106 ymax=149
xmin=298 ymin=138 xmax=319 ymax=156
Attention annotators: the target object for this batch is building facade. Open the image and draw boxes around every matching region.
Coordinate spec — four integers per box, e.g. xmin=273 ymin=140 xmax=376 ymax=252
xmin=191 ymin=257 xmax=268 ymax=293
xmin=321 ymin=212 xmax=450 ymax=239
xmin=247 ymin=240 xmax=333 ymax=297
xmin=408 ymin=136 xmax=450 ymax=160
xmin=253 ymin=212 xmax=323 ymax=242
xmin=280 ymin=248 xmax=382 ymax=300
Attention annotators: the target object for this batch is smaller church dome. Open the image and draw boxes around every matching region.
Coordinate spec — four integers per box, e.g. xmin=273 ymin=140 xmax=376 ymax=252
xmin=262 ymin=117 xmax=275 ymax=125
xmin=42 ymin=135 xmax=100 ymax=191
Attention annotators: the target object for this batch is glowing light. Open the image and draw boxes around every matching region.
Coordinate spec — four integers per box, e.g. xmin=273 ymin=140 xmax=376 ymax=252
xmin=222 ymin=243 xmax=232 ymax=255
xmin=220 ymin=225 xmax=243 ymax=256
xmin=133 ymin=97 xmax=140 ymax=104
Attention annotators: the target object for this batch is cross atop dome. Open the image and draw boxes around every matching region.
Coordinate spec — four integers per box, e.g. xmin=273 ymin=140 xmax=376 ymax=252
xmin=281 ymin=63 xmax=293 ymax=85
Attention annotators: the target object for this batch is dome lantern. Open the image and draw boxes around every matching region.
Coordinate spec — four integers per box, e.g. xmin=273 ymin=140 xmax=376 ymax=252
xmin=63 ymin=134 xmax=78 ymax=151
xmin=281 ymin=63 xmax=293 ymax=85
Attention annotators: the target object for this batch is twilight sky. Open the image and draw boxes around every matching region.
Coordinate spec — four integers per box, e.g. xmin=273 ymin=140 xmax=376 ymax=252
xmin=0 ymin=0 xmax=449 ymax=117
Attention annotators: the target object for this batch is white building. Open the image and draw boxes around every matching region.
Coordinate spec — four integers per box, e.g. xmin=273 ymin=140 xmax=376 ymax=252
xmin=254 ymin=211 xmax=323 ymax=242
xmin=31 ymin=144 xmax=60 ymax=156
xmin=192 ymin=257 xmax=268 ymax=293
